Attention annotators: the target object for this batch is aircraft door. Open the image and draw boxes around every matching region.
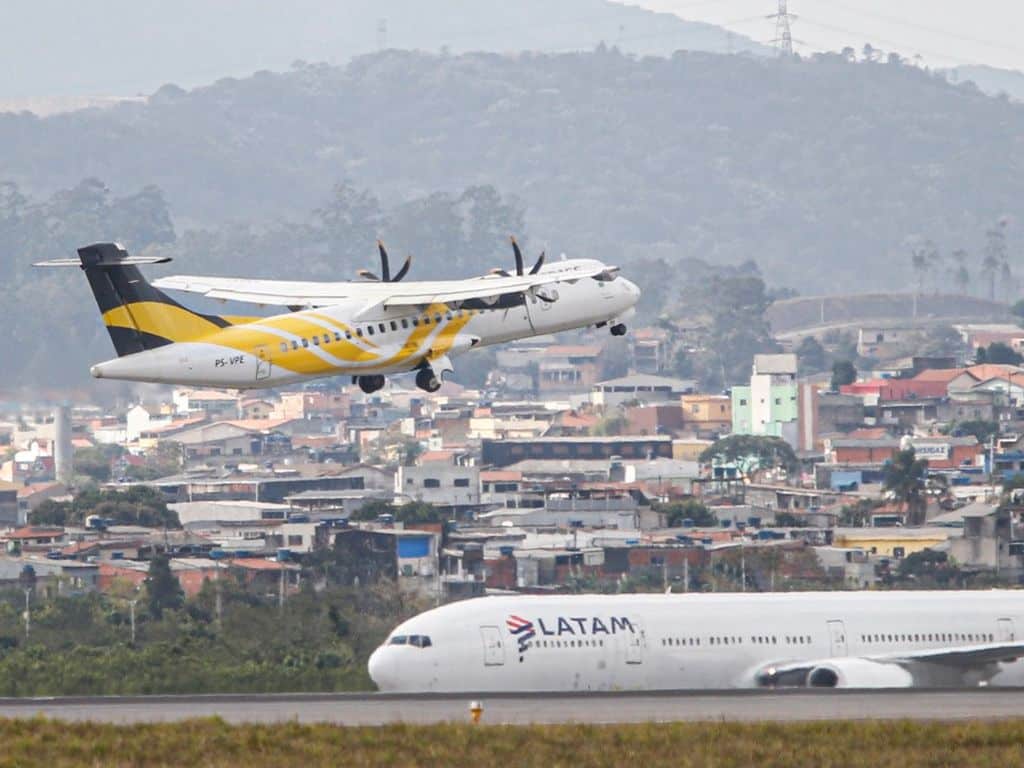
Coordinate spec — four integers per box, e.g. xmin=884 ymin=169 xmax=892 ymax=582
xmin=998 ymin=618 xmax=1016 ymax=642
xmin=254 ymin=345 xmax=272 ymax=382
xmin=480 ymin=625 xmax=505 ymax=666
xmin=826 ymin=620 xmax=848 ymax=657
xmin=625 ymin=618 xmax=645 ymax=665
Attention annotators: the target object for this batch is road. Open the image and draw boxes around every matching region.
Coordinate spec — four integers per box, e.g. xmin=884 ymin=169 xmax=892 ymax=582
xmin=2 ymin=689 xmax=1024 ymax=725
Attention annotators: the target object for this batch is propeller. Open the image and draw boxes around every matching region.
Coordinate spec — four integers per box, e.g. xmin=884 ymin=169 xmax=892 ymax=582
xmin=490 ymin=236 xmax=545 ymax=277
xmin=358 ymin=241 xmax=412 ymax=282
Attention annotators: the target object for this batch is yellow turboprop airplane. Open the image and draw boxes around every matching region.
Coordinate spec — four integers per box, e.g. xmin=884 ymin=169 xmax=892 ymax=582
xmin=38 ymin=240 xmax=640 ymax=393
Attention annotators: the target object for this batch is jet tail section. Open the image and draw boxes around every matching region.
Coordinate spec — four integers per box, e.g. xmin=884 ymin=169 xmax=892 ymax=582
xmin=37 ymin=242 xmax=235 ymax=357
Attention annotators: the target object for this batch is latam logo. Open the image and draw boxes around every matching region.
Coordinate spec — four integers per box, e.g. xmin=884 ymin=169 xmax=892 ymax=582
xmin=506 ymin=615 xmax=635 ymax=661
xmin=507 ymin=615 xmax=536 ymax=661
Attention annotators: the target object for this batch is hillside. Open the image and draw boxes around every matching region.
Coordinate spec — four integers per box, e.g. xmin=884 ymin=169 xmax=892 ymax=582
xmin=2 ymin=48 xmax=1022 ymax=295
xmin=0 ymin=0 xmax=766 ymax=102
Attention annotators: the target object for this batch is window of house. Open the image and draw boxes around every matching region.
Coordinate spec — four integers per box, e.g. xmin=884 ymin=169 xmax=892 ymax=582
xmin=774 ymin=398 xmax=781 ymax=405
xmin=739 ymin=399 xmax=747 ymax=406
xmin=288 ymin=535 xmax=303 ymax=546
xmin=424 ymin=478 xmax=441 ymax=488
xmin=454 ymin=478 xmax=470 ymax=487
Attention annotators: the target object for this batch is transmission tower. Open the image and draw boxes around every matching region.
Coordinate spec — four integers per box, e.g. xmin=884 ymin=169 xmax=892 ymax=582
xmin=767 ymin=0 xmax=796 ymax=56
xmin=376 ymin=18 xmax=388 ymax=51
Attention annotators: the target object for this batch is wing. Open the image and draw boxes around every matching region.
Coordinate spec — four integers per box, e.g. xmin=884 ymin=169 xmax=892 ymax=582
xmin=754 ymin=642 xmax=1024 ymax=688
xmin=152 ymin=263 xmax=615 ymax=310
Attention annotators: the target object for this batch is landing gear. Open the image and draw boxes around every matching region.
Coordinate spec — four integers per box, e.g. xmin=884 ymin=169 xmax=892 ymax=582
xmin=610 ymin=323 xmax=627 ymax=336
xmin=356 ymin=375 xmax=386 ymax=394
xmin=416 ymin=367 xmax=442 ymax=393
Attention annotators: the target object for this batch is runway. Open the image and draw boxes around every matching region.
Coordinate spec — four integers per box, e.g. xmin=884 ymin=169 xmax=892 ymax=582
xmin=3 ymin=689 xmax=1024 ymax=725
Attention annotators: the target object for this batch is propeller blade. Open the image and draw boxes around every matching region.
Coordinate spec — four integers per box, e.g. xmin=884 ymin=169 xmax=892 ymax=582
xmin=377 ymin=240 xmax=391 ymax=282
xmin=391 ymin=254 xmax=412 ymax=282
xmin=358 ymin=269 xmax=381 ymax=281
xmin=529 ymin=250 xmax=546 ymax=275
xmin=510 ymin=236 xmax=524 ymax=276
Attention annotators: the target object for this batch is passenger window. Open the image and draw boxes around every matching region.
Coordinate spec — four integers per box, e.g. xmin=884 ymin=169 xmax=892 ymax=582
xmin=434 ymin=313 xmax=442 ymax=323
xmin=412 ymin=317 xmax=420 ymax=326
xmin=324 ymin=334 xmax=331 ymax=344
xmin=446 ymin=313 xmax=452 ymax=321
xmin=367 ymin=326 xmax=374 ymax=336
xmin=390 ymin=321 xmax=398 ymax=331
xmin=279 ymin=342 xmax=288 ymax=353
xmin=291 ymin=340 xmax=299 ymax=350
xmin=346 ymin=331 xmax=352 ymax=339
xmin=401 ymin=319 xmax=409 ymax=329
xmin=334 ymin=331 xmax=342 ymax=341
xmin=313 ymin=336 xmax=320 ymax=346
xmin=356 ymin=328 xmax=363 ymax=337
xmin=423 ymin=316 xmax=431 ymax=325
xmin=302 ymin=338 xmax=309 ymax=348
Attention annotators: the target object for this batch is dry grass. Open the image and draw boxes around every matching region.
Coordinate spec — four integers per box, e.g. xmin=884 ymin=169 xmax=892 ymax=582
xmin=2 ymin=718 xmax=1024 ymax=767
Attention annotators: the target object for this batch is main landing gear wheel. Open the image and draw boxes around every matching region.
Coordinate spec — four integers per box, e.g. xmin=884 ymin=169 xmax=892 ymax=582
xmin=357 ymin=375 xmax=386 ymax=394
xmin=610 ymin=323 xmax=627 ymax=336
xmin=416 ymin=368 xmax=442 ymax=393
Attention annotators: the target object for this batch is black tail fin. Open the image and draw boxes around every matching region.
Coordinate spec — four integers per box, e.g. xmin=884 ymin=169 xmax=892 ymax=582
xmin=39 ymin=242 xmax=233 ymax=357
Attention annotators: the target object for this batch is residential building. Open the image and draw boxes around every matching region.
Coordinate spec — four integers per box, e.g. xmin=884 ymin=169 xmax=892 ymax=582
xmin=680 ymin=394 xmax=731 ymax=436
xmin=591 ymin=373 xmax=696 ymax=410
xmin=731 ymin=354 xmax=799 ymax=446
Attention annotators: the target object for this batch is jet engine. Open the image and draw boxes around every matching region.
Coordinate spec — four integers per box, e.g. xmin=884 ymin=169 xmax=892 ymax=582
xmin=805 ymin=658 xmax=914 ymax=688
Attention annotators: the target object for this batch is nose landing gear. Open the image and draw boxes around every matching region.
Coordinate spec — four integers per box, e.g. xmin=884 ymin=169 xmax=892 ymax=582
xmin=610 ymin=323 xmax=627 ymax=336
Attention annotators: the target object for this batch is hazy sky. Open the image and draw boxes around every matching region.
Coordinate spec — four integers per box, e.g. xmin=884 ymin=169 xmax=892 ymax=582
xmin=629 ymin=0 xmax=1024 ymax=69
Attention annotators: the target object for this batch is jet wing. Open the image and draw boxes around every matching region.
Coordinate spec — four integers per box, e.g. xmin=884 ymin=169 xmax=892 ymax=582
xmin=153 ymin=264 xmax=614 ymax=309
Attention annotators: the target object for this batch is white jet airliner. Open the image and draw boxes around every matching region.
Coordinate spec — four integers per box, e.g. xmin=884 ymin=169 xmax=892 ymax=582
xmin=37 ymin=239 xmax=638 ymax=392
xmin=368 ymin=592 xmax=1024 ymax=691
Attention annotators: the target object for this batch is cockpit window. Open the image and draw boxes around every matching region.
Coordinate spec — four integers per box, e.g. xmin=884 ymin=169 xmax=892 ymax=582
xmin=388 ymin=634 xmax=431 ymax=647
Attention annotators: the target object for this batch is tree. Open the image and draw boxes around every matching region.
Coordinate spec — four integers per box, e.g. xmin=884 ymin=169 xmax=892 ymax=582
xmin=145 ymin=554 xmax=184 ymax=619
xmin=795 ymin=336 xmax=827 ymax=374
xmin=982 ymin=219 xmax=1008 ymax=301
xmin=699 ymin=435 xmax=799 ymax=476
xmin=656 ymin=499 xmax=716 ymax=527
xmin=976 ymin=342 xmax=1022 ymax=366
xmin=950 ymin=249 xmax=970 ymax=295
xmin=950 ymin=420 xmax=999 ymax=445
xmin=830 ymin=360 xmax=857 ymax=390
xmin=883 ymin=448 xmax=928 ymax=526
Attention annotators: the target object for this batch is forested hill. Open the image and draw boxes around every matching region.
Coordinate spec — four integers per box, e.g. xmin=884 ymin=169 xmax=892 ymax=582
xmin=3 ymin=47 xmax=1022 ymax=296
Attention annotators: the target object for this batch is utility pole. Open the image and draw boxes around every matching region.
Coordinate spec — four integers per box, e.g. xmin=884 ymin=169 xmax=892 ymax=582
xmin=740 ymin=542 xmax=746 ymax=592
xmin=376 ymin=18 xmax=388 ymax=51
xmin=23 ymin=589 xmax=31 ymax=639
xmin=768 ymin=0 xmax=796 ymax=57
xmin=683 ymin=556 xmax=689 ymax=593
xmin=129 ymin=600 xmax=137 ymax=645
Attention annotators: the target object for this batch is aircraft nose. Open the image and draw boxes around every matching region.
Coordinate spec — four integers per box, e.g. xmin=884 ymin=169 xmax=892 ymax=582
xmin=368 ymin=646 xmax=397 ymax=691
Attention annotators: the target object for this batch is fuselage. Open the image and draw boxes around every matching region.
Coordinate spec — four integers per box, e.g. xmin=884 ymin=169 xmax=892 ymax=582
xmin=90 ymin=259 xmax=639 ymax=388
xmin=368 ymin=591 xmax=1024 ymax=692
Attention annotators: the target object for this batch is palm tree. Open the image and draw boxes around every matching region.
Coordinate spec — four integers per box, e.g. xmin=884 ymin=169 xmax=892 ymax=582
xmin=950 ymin=248 xmax=970 ymax=295
xmin=884 ymin=448 xmax=928 ymax=526
xmin=983 ymin=219 xmax=1008 ymax=301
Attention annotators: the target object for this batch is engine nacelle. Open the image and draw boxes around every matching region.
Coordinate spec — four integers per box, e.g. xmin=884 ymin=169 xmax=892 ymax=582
xmin=806 ymin=658 xmax=914 ymax=688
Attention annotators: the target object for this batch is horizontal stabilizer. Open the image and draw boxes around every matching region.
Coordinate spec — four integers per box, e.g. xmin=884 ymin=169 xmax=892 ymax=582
xmin=34 ymin=242 xmax=171 ymax=268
